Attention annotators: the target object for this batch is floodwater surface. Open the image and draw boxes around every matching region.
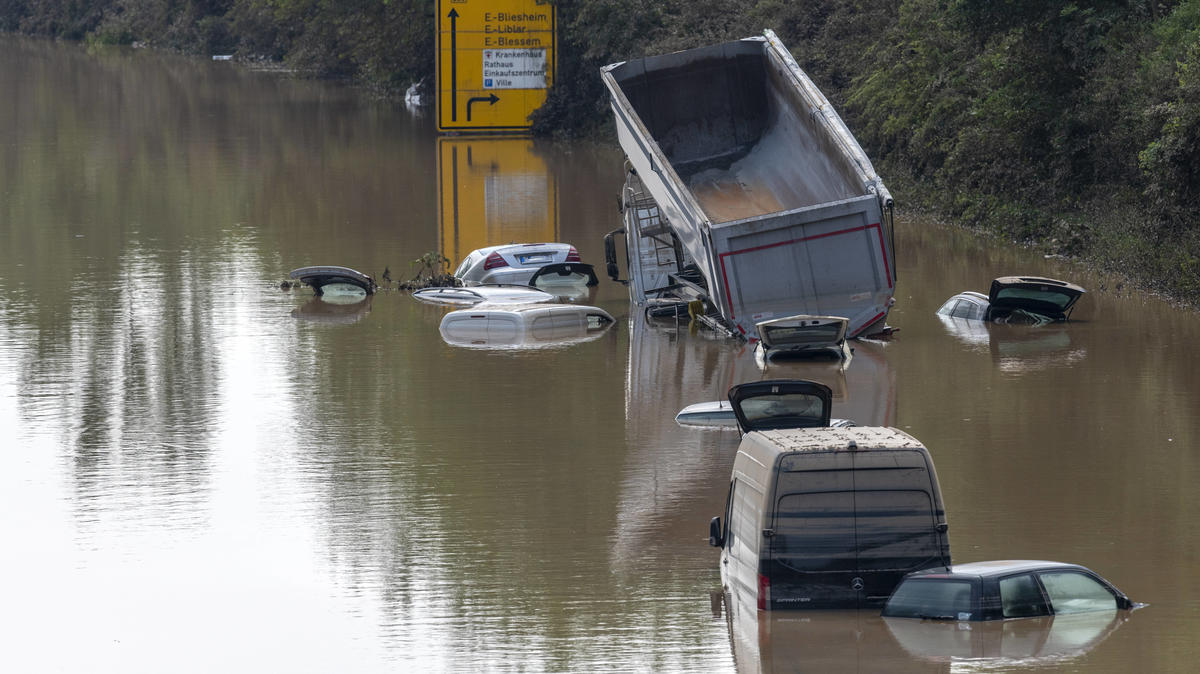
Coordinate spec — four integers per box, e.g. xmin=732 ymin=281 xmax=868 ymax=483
xmin=2 ymin=37 xmax=1199 ymax=672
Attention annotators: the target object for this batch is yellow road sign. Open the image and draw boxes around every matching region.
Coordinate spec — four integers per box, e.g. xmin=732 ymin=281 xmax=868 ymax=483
xmin=436 ymin=0 xmax=556 ymax=132
xmin=437 ymin=136 xmax=559 ymax=267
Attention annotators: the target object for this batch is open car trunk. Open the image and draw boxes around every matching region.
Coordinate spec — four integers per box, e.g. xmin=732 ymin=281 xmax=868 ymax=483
xmin=727 ymin=380 xmax=833 ymax=432
xmin=987 ymin=276 xmax=1085 ymax=323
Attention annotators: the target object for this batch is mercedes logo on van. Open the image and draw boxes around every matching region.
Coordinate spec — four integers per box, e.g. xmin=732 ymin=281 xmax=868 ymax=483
xmin=851 ymin=577 xmax=864 ymax=591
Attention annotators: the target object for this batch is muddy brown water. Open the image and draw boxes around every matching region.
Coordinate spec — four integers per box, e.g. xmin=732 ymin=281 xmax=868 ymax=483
xmin=2 ymin=37 xmax=1198 ymax=672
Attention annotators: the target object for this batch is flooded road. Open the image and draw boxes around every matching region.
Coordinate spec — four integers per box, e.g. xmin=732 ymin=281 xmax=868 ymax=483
xmin=2 ymin=37 xmax=1199 ymax=672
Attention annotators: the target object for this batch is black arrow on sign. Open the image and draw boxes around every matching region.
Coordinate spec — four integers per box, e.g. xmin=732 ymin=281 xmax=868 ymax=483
xmin=448 ymin=8 xmax=459 ymax=122
xmin=467 ymin=93 xmax=499 ymax=121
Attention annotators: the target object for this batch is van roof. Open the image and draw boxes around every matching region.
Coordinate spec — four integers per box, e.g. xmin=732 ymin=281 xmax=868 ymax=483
xmin=753 ymin=426 xmax=925 ymax=454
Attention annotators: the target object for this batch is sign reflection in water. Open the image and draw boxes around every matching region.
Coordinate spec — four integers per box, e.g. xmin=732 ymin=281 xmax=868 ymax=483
xmin=437 ymin=135 xmax=559 ymax=270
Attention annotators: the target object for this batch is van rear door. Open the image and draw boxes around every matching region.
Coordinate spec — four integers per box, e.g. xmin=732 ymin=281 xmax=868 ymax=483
xmin=767 ymin=451 xmax=859 ymax=608
xmin=768 ymin=448 xmax=946 ymax=609
xmin=728 ymin=380 xmax=833 ymax=432
xmin=851 ymin=450 xmax=948 ymax=605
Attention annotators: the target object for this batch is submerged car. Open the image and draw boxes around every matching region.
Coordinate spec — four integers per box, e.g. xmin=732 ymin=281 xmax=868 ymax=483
xmin=453 ymin=243 xmax=599 ymax=288
xmin=937 ymin=276 xmax=1085 ymax=324
xmin=411 ymin=285 xmax=555 ymax=306
xmin=674 ymin=399 xmax=854 ymax=429
xmin=289 ymin=265 xmax=378 ymax=296
xmin=882 ymin=560 xmax=1134 ymax=622
xmin=439 ymin=303 xmax=615 ymax=349
xmin=755 ymin=315 xmax=850 ymax=360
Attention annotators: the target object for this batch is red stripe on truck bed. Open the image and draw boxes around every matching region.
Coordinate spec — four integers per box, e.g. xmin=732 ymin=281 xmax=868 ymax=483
xmin=717 ymin=222 xmax=892 ymax=320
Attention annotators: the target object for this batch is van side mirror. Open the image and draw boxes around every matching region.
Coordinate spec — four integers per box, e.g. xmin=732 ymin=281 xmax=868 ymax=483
xmin=709 ymin=517 xmax=724 ymax=547
xmin=935 ymin=522 xmax=949 ymax=533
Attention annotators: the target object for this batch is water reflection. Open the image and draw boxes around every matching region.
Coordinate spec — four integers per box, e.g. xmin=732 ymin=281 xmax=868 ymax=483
xmin=291 ymin=294 xmax=374 ymax=324
xmin=719 ymin=598 xmax=1130 ymax=673
xmin=753 ymin=339 xmax=897 ymax=428
xmin=639 ymin=320 xmax=897 ymax=431
xmin=612 ymin=313 xmax=897 ymax=574
xmin=437 ymin=136 xmax=560 ymax=268
xmin=883 ymin=610 xmax=1131 ymax=668
xmin=936 ymin=315 xmax=1088 ymax=375
xmin=612 ymin=311 xmax=745 ymax=575
xmin=721 ymin=600 xmax=938 ymax=673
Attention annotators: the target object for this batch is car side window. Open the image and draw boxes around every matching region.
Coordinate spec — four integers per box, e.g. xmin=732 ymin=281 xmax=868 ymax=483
xmin=728 ymin=479 xmax=763 ymax=560
xmin=949 ymin=300 xmax=972 ymax=318
xmin=882 ymin=579 xmax=974 ymax=619
xmin=1039 ymin=571 xmax=1118 ymax=614
xmin=999 ymin=574 xmax=1050 ymax=618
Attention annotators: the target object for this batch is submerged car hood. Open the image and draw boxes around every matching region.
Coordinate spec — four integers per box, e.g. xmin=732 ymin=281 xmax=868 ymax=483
xmin=988 ymin=276 xmax=1085 ymax=320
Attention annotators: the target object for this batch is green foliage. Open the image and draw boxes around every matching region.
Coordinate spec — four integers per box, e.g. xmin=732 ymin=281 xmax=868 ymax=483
xmin=1140 ymin=40 xmax=1200 ymax=224
xmin=400 ymin=251 xmax=455 ymax=289
xmin=14 ymin=0 xmax=112 ymax=39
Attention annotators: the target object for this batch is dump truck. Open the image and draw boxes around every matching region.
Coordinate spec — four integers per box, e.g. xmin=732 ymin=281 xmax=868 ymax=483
xmin=601 ymin=30 xmax=896 ymax=339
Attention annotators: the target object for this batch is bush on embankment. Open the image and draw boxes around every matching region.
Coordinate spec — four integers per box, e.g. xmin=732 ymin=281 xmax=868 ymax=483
xmin=3 ymin=0 xmax=1198 ymax=303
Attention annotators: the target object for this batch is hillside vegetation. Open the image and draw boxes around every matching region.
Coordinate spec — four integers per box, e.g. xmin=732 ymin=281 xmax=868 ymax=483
xmin=4 ymin=0 xmax=1198 ymax=302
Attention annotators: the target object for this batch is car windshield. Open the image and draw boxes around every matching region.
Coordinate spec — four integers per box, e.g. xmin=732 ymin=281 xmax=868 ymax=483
xmin=994 ymin=287 xmax=1074 ymax=308
xmin=883 ymin=579 xmax=975 ymax=619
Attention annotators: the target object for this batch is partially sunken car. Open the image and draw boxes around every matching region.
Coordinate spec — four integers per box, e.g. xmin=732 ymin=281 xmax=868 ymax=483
xmin=937 ymin=276 xmax=1085 ymax=324
xmin=438 ymin=304 xmax=614 ymax=349
xmin=289 ymin=265 xmax=378 ymax=296
xmin=882 ymin=560 xmax=1134 ymax=622
xmin=709 ymin=380 xmax=951 ymax=610
xmin=453 ymin=243 xmax=598 ymax=288
xmin=675 ymin=399 xmax=854 ymax=429
xmin=755 ymin=315 xmax=850 ymax=360
xmin=411 ymin=285 xmax=555 ymax=306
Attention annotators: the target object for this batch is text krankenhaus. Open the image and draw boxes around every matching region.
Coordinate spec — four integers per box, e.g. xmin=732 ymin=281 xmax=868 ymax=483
xmin=482 ymin=47 xmax=546 ymax=89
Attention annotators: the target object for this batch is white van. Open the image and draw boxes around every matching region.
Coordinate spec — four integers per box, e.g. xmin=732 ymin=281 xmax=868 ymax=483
xmin=709 ymin=380 xmax=951 ymax=610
